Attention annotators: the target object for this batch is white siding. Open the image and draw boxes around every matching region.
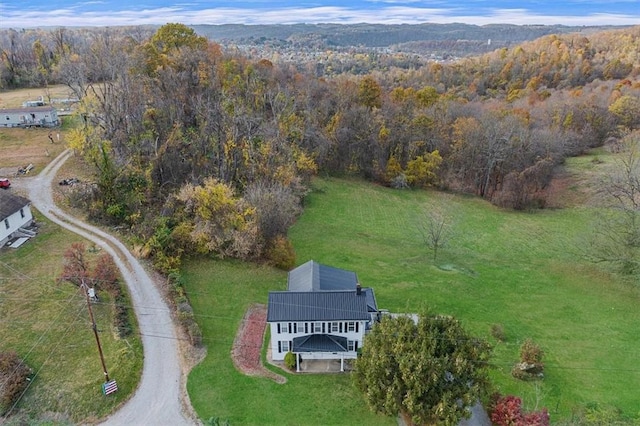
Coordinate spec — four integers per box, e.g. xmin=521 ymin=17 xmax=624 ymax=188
xmin=269 ymin=320 xmax=367 ymax=361
xmin=0 ymin=205 xmax=33 ymax=243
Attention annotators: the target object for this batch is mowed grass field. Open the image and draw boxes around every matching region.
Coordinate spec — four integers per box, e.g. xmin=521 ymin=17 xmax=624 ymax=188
xmin=184 ymin=150 xmax=640 ymax=424
xmin=0 ymin=213 xmax=142 ymax=423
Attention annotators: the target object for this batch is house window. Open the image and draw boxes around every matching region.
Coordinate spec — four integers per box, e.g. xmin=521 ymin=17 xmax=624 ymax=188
xmin=281 ymin=340 xmax=290 ymax=352
xmin=348 ymin=340 xmax=355 ymax=351
xmin=331 ymin=322 xmax=340 ymax=333
xmin=347 ymin=322 xmax=356 ymax=332
xmin=4 ymin=219 xmax=9 ymax=230
xmin=297 ymin=322 xmax=305 ymax=334
xmin=313 ymin=322 xmax=322 ymax=333
xmin=20 ymin=209 xmax=25 ymax=218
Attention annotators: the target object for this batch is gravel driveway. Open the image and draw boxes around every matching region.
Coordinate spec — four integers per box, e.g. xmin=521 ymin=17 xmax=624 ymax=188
xmin=13 ymin=149 xmax=195 ymax=426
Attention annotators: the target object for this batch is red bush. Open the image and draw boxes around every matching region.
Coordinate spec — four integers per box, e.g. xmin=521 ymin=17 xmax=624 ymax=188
xmin=490 ymin=395 xmax=549 ymax=426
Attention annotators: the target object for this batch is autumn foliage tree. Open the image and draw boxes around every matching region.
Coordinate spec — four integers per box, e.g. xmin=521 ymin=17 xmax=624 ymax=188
xmin=174 ymin=178 xmax=260 ymax=259
xmin=58 ymin=243 xmax=131 ymax=337
xmin=353 ymin=313 xmax=492 ymax=426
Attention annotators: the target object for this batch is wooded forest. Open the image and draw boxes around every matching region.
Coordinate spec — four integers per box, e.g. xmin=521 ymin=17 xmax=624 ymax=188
xmin=1 ymin=24 xmax=639 ymax=269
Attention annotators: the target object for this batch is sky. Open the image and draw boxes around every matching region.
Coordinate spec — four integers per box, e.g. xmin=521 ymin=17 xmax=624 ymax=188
xmin=0 ymin=0 xmax=639 ymax=28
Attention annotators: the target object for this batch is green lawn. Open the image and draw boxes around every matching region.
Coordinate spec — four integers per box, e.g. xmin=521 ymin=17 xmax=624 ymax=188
xmin=0 ymin=213 xmax=142 ymax=423
xmin=184 ymin=172 xmax=640 ymax=423
xmin=183 ymin=260 xmax=394 ymax=425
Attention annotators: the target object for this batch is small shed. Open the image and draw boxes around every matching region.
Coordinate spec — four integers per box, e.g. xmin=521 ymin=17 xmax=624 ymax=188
xmin=0 ymin=106 xmax=59 ymax=128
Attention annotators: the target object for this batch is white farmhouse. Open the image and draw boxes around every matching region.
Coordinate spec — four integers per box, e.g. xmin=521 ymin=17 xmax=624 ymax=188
xmin=267 ymin=260 xmax=379 ymax=371
xmin=0 ymin=191 xmax=34 ymax=247
xmin=0 ymin=106 xmax=59 ymax=128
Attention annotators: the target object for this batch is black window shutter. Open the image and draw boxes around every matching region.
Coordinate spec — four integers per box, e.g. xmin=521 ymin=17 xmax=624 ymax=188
xmin=278 ymin=341 xmax=282 ymax=353
xmin=356 ymin=322 xmax=359 ymax=333
xmin=305 ymin=323 xmax=308 ymax=333
xmin=339 ymin=322 xmax=343 ymax=333
xmin=288 ymin=323 xmax=292 ymax=334
xmin=355 ymin=341 xmax=358 ymax=351
xmin=277 ymin=323 xmax=281 ymax=334
xmin=293 ymin=323 xmax=297 ymax=333
xmin=322 ymin=322 xmax=325 ymax=333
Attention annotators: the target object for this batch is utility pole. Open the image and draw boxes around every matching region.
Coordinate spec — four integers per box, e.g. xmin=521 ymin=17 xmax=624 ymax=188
xmin=81 ymin=279 xmax=110 ymax=382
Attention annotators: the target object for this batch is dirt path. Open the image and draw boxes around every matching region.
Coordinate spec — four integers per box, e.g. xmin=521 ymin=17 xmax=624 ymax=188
xmin=13 ymin=149 xmax=195 ymax=426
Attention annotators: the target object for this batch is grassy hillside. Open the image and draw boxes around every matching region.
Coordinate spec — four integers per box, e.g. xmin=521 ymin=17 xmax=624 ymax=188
xmin=290 ymin=178 xmax=639 ymax=419
xmin=185 ymin=149 xmax=639 ymax=424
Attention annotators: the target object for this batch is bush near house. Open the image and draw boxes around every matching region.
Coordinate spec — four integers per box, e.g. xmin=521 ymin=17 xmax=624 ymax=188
xmin=284 ymin=351 xmax=297 ymax=371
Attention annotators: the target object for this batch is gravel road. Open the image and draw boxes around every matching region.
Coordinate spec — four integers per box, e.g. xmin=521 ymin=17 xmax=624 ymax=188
xmin=14 ymin=149 xmax=195 ymax=426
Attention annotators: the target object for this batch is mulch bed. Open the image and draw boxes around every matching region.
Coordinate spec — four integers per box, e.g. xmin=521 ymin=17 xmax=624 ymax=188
xmin=231 ymin=303 xmax=286 ymax=384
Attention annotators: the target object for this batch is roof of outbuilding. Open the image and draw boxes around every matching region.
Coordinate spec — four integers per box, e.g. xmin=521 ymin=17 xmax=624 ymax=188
xmin=0 ymin=191 xmax=31 ymax=220
xmin=267 ymin=290 xmax=372 ymax=322
xmin=287 ymin=260 xmax=358 ymax=292
xmin=0 ymin=106 xmax=56 ymax=114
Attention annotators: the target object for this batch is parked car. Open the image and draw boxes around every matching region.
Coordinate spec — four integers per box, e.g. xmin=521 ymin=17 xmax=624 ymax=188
xmin=0 ymin=178 xmax=10 ymax=189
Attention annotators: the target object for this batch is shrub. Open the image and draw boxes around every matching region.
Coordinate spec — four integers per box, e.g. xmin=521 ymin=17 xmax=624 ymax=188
xmin=0 ymin=351 xmax=32 ymax=415
xmin=111 ymin=289 xmax=133 ymax=338
xmin=491 ymin=323 xmax=506 ymax=341
xmin=284 ymin=351 xmax=297 ymax=370
xmin=490 ymin=394 xmax=550 ymax=426
xmin=513 ymin=339 xmax=544 ymax=380
xmin=265 ymin=236 xmax=296 ymax=270
xmin=187 ymin=320 xmax=203 ymax=347
xmin=520 ymin=339 xmax=544 ymax=365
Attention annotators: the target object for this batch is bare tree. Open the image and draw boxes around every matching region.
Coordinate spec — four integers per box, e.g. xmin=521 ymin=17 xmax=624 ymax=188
xmin=418 ymin=204 xmax=453 ymax=262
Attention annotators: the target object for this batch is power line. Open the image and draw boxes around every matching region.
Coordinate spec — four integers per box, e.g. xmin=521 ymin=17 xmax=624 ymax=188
xmin=5 ymin=303 xmax=87 ymax=417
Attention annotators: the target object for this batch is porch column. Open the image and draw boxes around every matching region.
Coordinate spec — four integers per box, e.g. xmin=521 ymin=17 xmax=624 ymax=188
xmin=296 ymin=353 xmax=300 ymax=372
xmin=340 ymin=354 xmax=344 ymax=372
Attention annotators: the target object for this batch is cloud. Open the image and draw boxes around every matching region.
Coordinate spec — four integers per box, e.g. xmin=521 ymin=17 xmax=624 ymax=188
xmin=1 ymin=5 xmax=639 ymax=28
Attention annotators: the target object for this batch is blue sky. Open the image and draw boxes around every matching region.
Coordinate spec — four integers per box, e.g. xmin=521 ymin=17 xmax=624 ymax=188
xmin=1 ymin=0 xmax=639 ymax=28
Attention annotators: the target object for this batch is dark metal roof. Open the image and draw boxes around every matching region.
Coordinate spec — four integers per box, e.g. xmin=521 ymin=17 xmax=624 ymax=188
xmin=287 ymin=260 xmax=358 ymax=292
xmin=365 ymin=287 xmax=378 ymax=312
xmin=293 ymin=334 xmax=348 ymax=353
xmin=267 ymin=291 xmax=371 ymax=322
xmin=0 ymin=106 xmax=56 ymax=114
xmin=0 ymin=191 xmax=30 ymax=219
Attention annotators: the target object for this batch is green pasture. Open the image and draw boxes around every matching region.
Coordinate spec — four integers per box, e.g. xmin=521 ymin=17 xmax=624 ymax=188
xmin=0 ymin=213 xmax=142 ymax=423
xmin=185 ymin=166 xmax=640 ymax=423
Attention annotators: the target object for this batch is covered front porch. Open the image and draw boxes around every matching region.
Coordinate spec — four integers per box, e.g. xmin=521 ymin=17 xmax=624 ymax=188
xmin=292 ymin=334 xmax=357 ymax=372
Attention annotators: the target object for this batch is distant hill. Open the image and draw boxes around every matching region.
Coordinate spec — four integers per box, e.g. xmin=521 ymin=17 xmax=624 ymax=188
xmin=191 ymin=23 xmax=627 ymax=56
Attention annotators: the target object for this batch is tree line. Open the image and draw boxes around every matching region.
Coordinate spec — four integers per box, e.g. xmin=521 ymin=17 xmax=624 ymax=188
xmin=1 ymin=24 xmax=639 ymax=268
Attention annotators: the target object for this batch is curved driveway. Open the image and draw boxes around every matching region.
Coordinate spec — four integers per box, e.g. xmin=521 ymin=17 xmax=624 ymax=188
xmin=15 ymin=150 xmax=194 ymax=426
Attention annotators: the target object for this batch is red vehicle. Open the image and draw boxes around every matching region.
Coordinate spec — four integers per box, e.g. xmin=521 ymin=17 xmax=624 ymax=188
xmin=0 ymin=178 xmax=11 ymax=189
